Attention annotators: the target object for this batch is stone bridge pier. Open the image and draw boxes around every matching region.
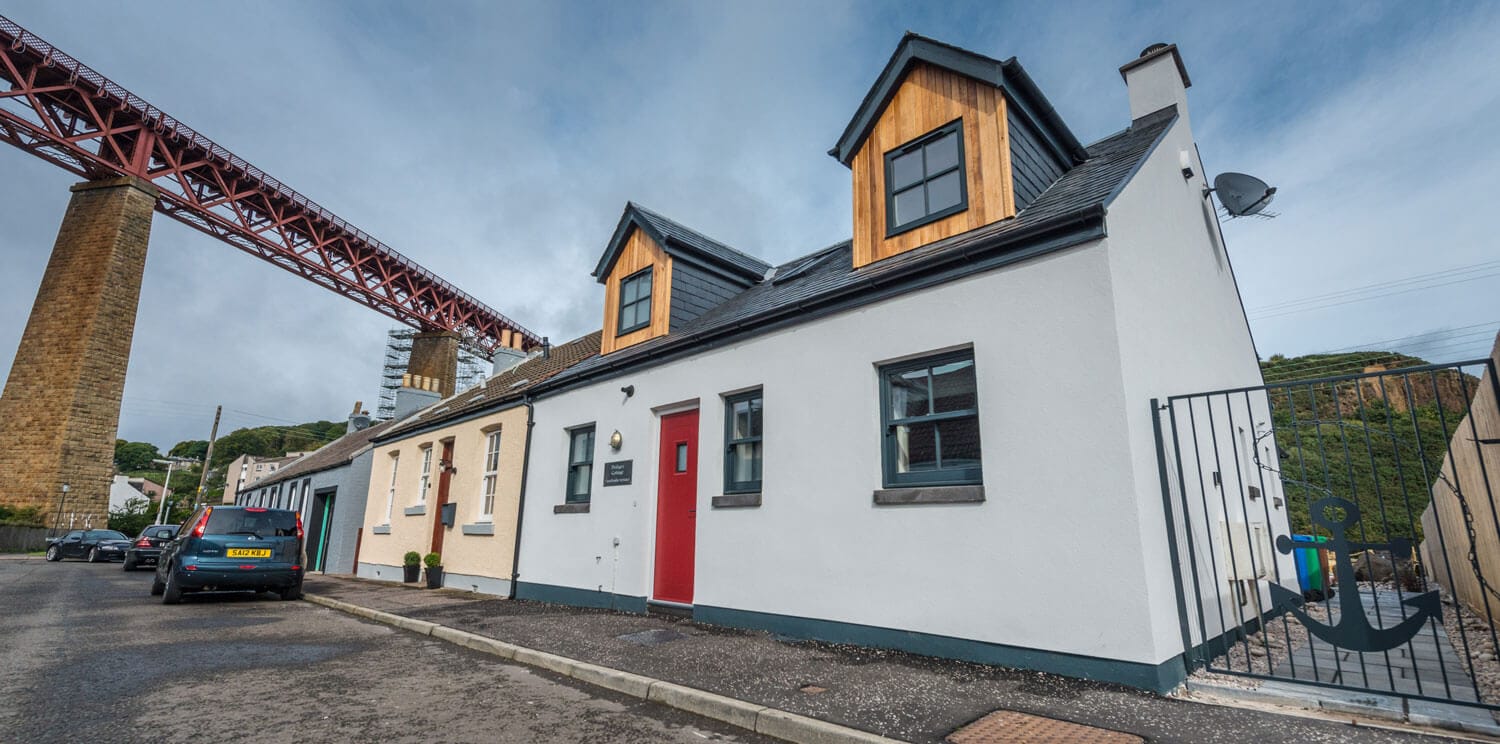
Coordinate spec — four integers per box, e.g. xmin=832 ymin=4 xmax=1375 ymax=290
xmin=0 ymin=177 xmax=157 ymax=529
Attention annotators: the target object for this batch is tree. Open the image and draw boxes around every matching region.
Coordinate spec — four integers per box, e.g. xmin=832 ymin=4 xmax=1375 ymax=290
xmin=114 ymin=440 xmax=161 ymax=472
xmin=108 ymin=496 xmax=155 ymax=537
xmin=169 ymin=440 xmax=209 ymax=461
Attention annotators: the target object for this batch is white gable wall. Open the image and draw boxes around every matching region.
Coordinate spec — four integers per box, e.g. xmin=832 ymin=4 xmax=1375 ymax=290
xmin=1102 ymin=113 xmax=1295 ymax=664
xmin=517 ymin=238 xmax=1200 ymax=667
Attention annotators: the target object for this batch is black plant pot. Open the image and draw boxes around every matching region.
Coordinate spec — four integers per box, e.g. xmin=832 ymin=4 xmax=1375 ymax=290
xmin=425 ymin=566 xmax=444 ymax=589
xmin=403 ymin=564 xmax=420 ymax=583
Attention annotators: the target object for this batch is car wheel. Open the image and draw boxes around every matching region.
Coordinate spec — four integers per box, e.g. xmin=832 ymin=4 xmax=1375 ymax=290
xmin=123 ymin=556 xmax=137 ymax=571
xmin=88 ymin=547 xmax=100 ymax=563
xmin=45 ymin=545 xmax=60 ymax=562
xmin=161 ymin=567 xmax=183 ymax=605
xmin=150 ymin=574 xmax=165 ymax=596
xmin=278 ymin=582 xmax=303 ymax=601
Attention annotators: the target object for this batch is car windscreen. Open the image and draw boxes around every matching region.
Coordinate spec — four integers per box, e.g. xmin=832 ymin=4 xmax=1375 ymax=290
xmin=86 ymin=530 xmax=128 ymax=540
xmin=204 ymin=509 xmax=297 ymax=537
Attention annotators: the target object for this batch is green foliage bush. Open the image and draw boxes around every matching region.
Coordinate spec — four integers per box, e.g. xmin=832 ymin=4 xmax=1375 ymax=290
xmin=0 ymin=504 xmax=47 ymax=527
xmin=423 ymin=552 xmax=441 ymax=568
xmin=403 ymin=551 xmax=421 ymax=566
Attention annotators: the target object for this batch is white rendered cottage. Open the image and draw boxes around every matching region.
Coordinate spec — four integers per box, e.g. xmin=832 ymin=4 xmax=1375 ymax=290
xmin=513 ymin=36 xmax=1265 ymax=692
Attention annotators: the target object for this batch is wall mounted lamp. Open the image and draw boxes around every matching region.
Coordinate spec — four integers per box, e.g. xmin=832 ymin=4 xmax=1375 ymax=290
xmin=621 ymin=385 xmax=635 ymax=398
xmin=609 ymin=430 xmax=623 ymax=451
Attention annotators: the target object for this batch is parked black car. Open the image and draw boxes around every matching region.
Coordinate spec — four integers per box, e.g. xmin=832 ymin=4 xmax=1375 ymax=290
xmin=123 ymin=524 xmax=179 ymax=570
xmin=152 ymin=506 xmax=304 ymax=604
xmin=45 ymin=529 xmax=132 ymax=562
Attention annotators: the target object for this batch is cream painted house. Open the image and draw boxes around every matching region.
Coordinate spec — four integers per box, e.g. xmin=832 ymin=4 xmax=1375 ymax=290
xmin=357 ymin=332 xmax=600 ymax=595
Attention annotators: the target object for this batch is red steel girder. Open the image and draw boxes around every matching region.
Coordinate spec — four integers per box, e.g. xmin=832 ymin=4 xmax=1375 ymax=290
xmin=0 ymin=16 xmax=540 ymax=356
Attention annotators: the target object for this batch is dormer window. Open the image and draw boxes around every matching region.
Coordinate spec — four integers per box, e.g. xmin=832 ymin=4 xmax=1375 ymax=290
xmin=616 ymin=268 xmax=654 ymax=335
xmin=885 ymin=120 xmax=967 ymax=236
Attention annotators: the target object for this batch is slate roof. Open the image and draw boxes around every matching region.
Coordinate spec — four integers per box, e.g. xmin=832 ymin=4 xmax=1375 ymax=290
xmin=593 ymin=202 xmax=771 ymax=285
xmin=373 ymin=330 xmax=603 ymax=442
xmin=540 ymin=107 xmax=1179 ymax=393
xmin=237 ymin=417 xmax=401 ymax=493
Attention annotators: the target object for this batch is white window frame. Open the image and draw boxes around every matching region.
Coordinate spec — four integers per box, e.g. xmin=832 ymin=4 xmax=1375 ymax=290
xmin=418 ymin=446 xmax=433 ymax=503
xmin=479 ymin=430 xmax=501 ymax=522
xmin=385 ymin=452 xmax=400 ymax=521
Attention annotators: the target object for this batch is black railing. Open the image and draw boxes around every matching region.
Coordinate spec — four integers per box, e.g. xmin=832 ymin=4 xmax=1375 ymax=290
xmin=1156 ymin=358 xmax=1500 ymax=709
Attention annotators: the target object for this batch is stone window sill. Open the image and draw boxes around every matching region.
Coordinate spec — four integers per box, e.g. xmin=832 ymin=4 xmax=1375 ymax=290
xmin=873 ymin=485 xmax=985 ymax=505
xmin=371 ymin=524 xmax=391 ymax=535
xmin=461 ymin=522 xmax=494 ymax=536
xmin=553 ymin=503 xmax=590 ymax=514
xmin=404 ymin=504 xmax=426 ymax=516
xmin=712 ymin=492 xmax=762 ymax=509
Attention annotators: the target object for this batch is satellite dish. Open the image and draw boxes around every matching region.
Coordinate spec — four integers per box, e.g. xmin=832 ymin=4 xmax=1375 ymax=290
xmin=1208 ymin=172 xmax=1277 ymax=218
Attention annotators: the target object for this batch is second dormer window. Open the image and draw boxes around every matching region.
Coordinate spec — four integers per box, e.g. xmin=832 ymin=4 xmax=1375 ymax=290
xmin=885 ymin=120 xmax=967 ymax=236
xmin=617 ymin=268 xmax=653 ymax=335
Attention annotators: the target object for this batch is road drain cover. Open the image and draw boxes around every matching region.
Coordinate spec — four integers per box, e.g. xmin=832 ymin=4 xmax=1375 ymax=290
xmin=946 ymin=710 xmax=1143 ymax=743
xmin=617 ymin=629 xmax=688 ymax=645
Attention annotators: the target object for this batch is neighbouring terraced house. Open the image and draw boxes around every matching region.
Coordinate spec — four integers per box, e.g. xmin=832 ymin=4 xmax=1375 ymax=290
xmin=235 ymin=406 xmax=397 ymax=574
xmin=356 ymin=332 xmax=600 ymax=595
xmin=502 ymin=35 xmax=1272 ymax=693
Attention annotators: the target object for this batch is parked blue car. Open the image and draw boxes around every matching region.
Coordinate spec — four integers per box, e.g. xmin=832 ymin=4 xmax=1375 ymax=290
xmin=152 ymin=505 xmax=304 ymax=604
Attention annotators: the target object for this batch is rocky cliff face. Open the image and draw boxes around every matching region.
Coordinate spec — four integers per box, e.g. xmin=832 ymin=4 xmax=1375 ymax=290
xmin=1352 ymin=363 xmax=1476 ymax=415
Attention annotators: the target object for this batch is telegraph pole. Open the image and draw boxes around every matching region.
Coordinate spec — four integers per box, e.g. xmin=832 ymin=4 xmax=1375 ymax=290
xmin=195 ymin=405 xmax=222 ymax=504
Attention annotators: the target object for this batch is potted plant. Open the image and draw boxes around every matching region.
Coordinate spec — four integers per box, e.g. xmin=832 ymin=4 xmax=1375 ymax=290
xmin=424 ymin=552 xmax=443 ymax=589
xmin=402 ymin=551 xmax=421 ymax=583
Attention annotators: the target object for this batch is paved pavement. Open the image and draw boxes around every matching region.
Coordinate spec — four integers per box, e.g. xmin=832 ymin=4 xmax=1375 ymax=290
xmin=0 ymin=557 xmax=770 ymax=743
xmin=304 ymin=574 xmax=1467 ymax=743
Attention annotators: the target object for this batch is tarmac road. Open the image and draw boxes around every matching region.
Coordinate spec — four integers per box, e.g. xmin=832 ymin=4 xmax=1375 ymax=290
xmin=0 ymin=556 xmax=769 ymax=743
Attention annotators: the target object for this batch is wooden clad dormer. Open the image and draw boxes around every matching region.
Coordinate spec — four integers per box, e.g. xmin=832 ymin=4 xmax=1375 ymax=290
xmin=599 ymin=225 xmax=672 ymax=354
xmin=831 ymin=34 xmax=1088 ymax=269
xmin=594 ymin=204 xmax=770 ymax=355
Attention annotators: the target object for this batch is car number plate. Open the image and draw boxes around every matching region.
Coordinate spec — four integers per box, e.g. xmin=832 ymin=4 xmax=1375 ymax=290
xmin=226 ymin=548 xmax=271 ymax=558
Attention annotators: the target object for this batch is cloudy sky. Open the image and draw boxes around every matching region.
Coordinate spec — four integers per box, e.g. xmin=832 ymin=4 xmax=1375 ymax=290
xmin=1 ymin=0 xmax=1496 ymax=450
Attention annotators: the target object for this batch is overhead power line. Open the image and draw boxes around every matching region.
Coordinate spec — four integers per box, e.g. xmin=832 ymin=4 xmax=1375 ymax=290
xmin=1248 ymin=259 xmax=1500 ymax=321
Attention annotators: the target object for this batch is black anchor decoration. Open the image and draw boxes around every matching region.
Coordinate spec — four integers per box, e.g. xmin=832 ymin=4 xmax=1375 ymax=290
xmin=1267 ymin=497 xmax=1442 ymax=653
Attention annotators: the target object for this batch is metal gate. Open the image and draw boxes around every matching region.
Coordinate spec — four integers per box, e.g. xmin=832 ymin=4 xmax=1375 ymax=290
xmin=1154 ymin=358 xmax=1500 ymax=709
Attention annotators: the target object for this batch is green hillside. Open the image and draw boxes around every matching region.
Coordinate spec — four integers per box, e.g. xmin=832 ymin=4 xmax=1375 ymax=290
xmin=1259 ymin=351 xmax=1478 ymax=541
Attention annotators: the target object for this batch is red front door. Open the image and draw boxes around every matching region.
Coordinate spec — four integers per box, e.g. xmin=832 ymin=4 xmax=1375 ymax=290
xmin=653 ymin=409 xmax=698 ymax=605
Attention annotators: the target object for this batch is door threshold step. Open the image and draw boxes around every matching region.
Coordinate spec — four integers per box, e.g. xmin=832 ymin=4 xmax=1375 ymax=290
xmin=647 ymin=600 xmax=693 ymax=619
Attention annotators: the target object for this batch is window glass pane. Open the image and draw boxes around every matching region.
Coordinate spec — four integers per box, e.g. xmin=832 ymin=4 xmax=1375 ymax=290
xmin=893 ymin=422 xmax=939 ymax=473
xmin=892 ymin=185 xmax=926 ymax=226
xmin=926 ymin=170 xmax=962 ymax=212
xmin=936 ymin=417 xmax=983 ymax=469
xmin=931 ymin=359 xmax=977 ymax=413
xmin=571 ymin=431 xmax=592 ymax=463
xmin=889 ymin=369 xmax=930 ymax=420
xmin=891 ymin=150 xmax=923 ymax=190
xmin=569 ymin=464 xmax=592 ymax=496
xmin=732 ymin=441 xmax=762 ymax=484
xmin=639 ymin=271 xmax=652 ymax=295
xmin=925 ymin=132 xmax=959 ymax=174
xmin=675 ymin=443 xmax=688 ymax=472
xmin=747 ymin=396 xmax=762 ymax=437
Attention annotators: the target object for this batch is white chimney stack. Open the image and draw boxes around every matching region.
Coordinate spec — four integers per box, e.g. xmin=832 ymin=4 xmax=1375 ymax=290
xmin=1119 ymin=43 xmax=1192 ymax=127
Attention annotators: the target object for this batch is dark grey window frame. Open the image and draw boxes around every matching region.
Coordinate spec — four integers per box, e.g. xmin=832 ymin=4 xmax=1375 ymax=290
xmin=565 ymin=425 xmax=596 ymax=504
xmin=883 ymin=119 xmax=969 ymax=237
xmin=616 ymin=268 xmax=654 ymax=336
xmin=722 ymin=389 xmax=763 ymax=495
xmin=878 ymin=349 xmax=983 ymax=488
